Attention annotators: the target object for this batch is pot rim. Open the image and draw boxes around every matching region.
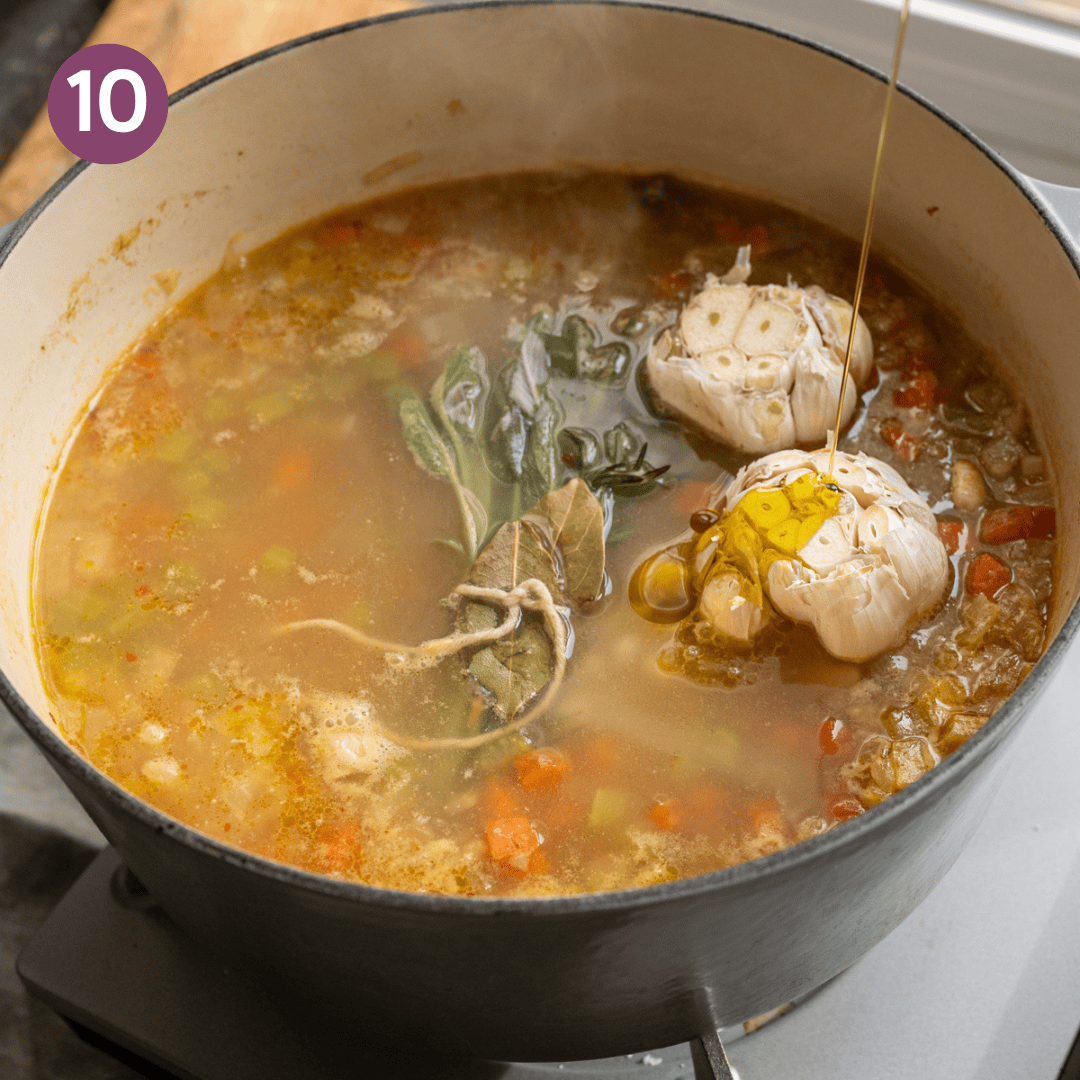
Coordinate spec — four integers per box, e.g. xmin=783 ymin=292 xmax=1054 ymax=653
xmin=3 ymin=0 xmax=1078 ymax=916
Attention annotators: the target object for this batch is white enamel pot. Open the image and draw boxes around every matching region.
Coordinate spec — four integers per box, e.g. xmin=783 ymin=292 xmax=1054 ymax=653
xmin=1 ymin=1 xmax=1079 ymax=1063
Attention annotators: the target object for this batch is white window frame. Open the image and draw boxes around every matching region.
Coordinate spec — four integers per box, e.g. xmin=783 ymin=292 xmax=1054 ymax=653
xmin=687 ymin=0 xmax=1080 ymax=185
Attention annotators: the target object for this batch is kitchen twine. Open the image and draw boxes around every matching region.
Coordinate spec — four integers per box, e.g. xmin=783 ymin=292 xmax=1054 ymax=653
xmin=280 ymin=578 xmax=570 ymax=750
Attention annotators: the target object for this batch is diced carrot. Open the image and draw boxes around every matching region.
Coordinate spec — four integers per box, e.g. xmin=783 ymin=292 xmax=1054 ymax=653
xmin=654 ymin=269 xmax=693 ymax=298
xmin=827 ymin=791 xmax=864 ymax=823
xmin=515 ymin=748 xmax=571 ymax=793
xmin=904 ymin=344 xmax=938 ymax=369
xmin=650 ymin=799 xmax=685 ymax=832
xmin=965 ymin=553 xmax=1011 ymax=599
xmin=125 ymin=501 xmax=178 ymax=538
xmin=272 ymin=448 xmax=314 ymax=492
xmin=715 ymin=216 xmax=742 ymax=243
xmin=579 ymin=735 xmax=625 ymax=772
xmin=544 ymin=797 xmax=580 ymax=831
xmin=133 ymin=583 xmax=151 ymax=597
xmin=880 ymin=420 xmax=919 ymax=464
xmin=125 ymin=652 xmax=138 ymax=662
xmin=380 ymin=329 xmax=426 ymax=368
xmin=890 ymin=308 xmax=922 ymax=335
xmin=937 ymin=520 xmax=963 ymax=555
xmin=480 ymin=779 xmax=520 ymax=818
xmin=818 ymin=717 xmax=853 ymax=757
xmin=399 ymin=233 xmax=437 ymax=255
xmin=315 ymin=221 xmax=357 ymax=248
xmin=893 ymin=367 xmax=945 ymax=408
xmin=738 ymin=223 xmax=770 ymax=255
xmin=749 ymin=798 xmax=784 ymax=834
xmin=133 ymin=349 xmax=163 ymax=376
xmin=675 ymin=479 xmax=716 ymax=517
xmin=690 ymin=785 xmax=727 ymax=819
xmin=978 ymin=505 xmax=1056 ymax=545
xmin=526 ymin=846 xmax=550 ymax=875
xmin=315 ymin=819 xmax=362 ymax=874
xmin=484 ymin=816 xmax=540 ymax=867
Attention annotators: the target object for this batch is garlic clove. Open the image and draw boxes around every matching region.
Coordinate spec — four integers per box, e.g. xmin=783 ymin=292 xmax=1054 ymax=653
xmin=701 ymin=346 xmax=748 ymax=383
xmin=791 ymin=346 xmax=858 ymax=444
xmin=743 ymin=352 xmax=794 ymax=393
xmin=797 ymin=514 xmax=856 ymax=573
xmin=681 ymin=284 xmax=752 ymax=354
xmin=734 ymin=298 xmax=801 ymax=356
xmin=802 ymin=287 xmax=874 ymax=385
xmin=769 ymin=557 xmax=913 ymax=662
xmin=698 ymin=571 xmax=765 ymax=643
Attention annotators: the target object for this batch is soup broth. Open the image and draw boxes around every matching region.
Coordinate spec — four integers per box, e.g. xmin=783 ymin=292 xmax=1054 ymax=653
xmin=35 ymin=172 xmax=1056 ymax=896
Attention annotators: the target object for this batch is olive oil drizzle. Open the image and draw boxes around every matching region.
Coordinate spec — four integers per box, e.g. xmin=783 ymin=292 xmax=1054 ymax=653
xmin=828 ymin=0 xmax=911 ymax=476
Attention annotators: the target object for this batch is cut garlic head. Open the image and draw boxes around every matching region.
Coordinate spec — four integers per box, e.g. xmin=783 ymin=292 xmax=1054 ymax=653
xmin=696 ymin=449 xmax=948 ymax=662
xmin=646 ymin=255 xmax=873 ymax=454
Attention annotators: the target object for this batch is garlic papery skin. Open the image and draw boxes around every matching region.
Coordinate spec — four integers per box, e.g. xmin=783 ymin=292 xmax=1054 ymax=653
xmin=646 ymin=257 xmax=873 ymax=455
xmin=713 ymin=449 xmax=949 ymax=663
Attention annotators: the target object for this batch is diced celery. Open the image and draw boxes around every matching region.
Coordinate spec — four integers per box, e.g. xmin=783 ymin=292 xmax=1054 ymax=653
xmin=184 ymin=493 xmax=226 ymax=524
xmin=54 ymin=586 xmax=112 ymax=625
xmin=320 ymin=368 xmax=360 ymax=399
xmin=259 ymin=544 xmax=295 ymax=574
xmin=163 ymin=562 xmax=200 ymax=598
xmin=183 ymin=672 xmax=229 ymax=707
xmin=107 ymin=598 xmax=155 ymax=638
xmin=471 ymin=732 xmax=530 ymax=775
xmin=345 ymin=600 xmax=371 ymax=627
xmin=200 ymin=447 xmax=232 ymax=474
xmin=711 ymin=728 xmax=739 ymax=768
xmin=156 ymin=429 xmax=198 ymax=464
xmin=589 ymin=788 xmax=627 ymax=829
xmin=362 ymin=351 xmax=402 ymax=383
xmin=173 ymin=467 xmax=211 ymax=496
xmin=202 ymin=396 xmax=235 ymax=424
xmin=247 ymin=392 xmax=295 ymax=424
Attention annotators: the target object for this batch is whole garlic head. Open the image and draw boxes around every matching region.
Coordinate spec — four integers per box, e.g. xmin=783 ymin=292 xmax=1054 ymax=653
xmin=700 ymin=449 xmax=948 ymax=662
xmin=646 ymin=250 xmax=873 ymax=455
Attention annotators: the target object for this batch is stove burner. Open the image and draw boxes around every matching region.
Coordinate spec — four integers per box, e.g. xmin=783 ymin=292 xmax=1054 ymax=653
xmin=17 ymin=849 xmax=805 ymax=1080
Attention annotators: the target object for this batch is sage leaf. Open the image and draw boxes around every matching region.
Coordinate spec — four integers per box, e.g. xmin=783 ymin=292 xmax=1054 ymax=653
xmin=539 ymin=313 xmax=630 ymax=383
xmin=431 ymin=345 xmax=489 ymax=438
xmin=430 ymin=345 xmax=493 ymax=537
xmin=398 ymin=390 xmax=457 ymax=484
xmin=486 ymin=329 xmax=565 ymax=501
xmin=396 ymin=387 xmax=486 ymax=561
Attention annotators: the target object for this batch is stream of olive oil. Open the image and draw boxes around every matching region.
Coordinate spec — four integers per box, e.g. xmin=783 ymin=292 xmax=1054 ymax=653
xmin=828 ymin=0 xmax=911 ymax=477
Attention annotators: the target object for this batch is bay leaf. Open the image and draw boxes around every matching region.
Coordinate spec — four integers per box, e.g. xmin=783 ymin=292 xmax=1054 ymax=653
xmin=458 ymin=519 xmax=563 ymax=721
xmin=527 ymin=478 xmax=605 ymax=606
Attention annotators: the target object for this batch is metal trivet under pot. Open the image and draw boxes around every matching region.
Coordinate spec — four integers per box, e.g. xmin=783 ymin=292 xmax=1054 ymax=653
xmin=17 ymin=848 xmax=813 ymax=1080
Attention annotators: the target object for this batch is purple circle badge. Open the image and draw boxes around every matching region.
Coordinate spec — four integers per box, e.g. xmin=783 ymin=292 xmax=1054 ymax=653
xmin=48 ymin=44 xmax=168 ymax=165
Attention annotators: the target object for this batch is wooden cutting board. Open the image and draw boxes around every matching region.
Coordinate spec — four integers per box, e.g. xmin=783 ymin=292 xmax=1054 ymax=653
xmin=0 ymin=0 xmax=415 ymax=224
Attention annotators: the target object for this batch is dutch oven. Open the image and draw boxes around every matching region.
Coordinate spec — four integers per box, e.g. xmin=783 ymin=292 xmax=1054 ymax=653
xmin=1 ymin=0 xmax=1078 ymax=1063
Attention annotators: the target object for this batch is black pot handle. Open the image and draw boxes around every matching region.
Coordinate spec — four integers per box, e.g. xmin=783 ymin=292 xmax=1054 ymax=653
xmin=691 ymin=1030 xmax=737 ymax=1080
